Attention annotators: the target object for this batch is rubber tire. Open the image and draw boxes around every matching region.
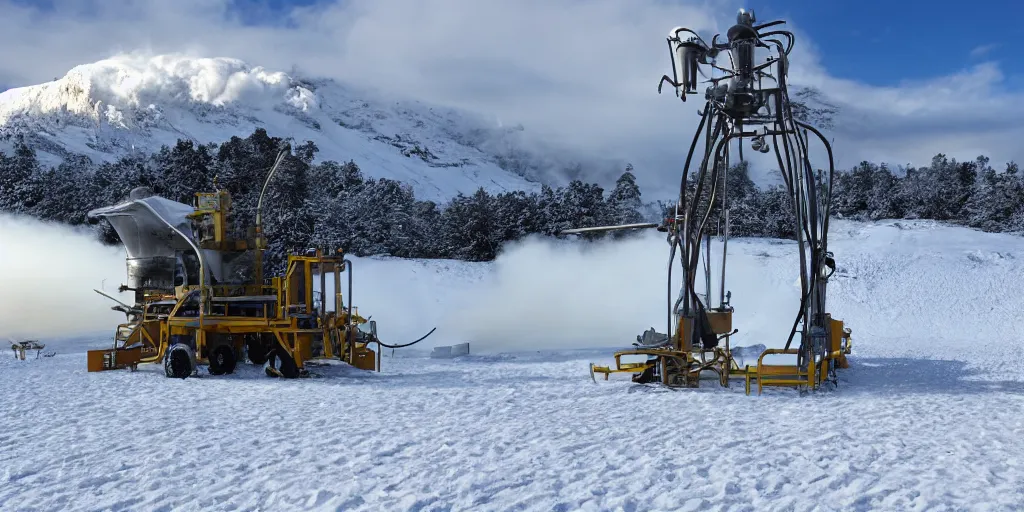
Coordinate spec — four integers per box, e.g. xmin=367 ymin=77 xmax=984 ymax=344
xmin=208 ymin=344 xmax=237 ymax=375
xmin=165 ymin=343 xmax=195 ymax=379
xmin=246 ymin=338 xmax=269 ymax=365
xmin=266 ymin=346 xmax=300 ymax=379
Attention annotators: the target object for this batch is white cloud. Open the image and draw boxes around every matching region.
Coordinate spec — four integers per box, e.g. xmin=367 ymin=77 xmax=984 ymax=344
xmin=970 ymin=43 xmax=999 ymax=59
xmin=0 ymin=0 xmax=1022 ymax=197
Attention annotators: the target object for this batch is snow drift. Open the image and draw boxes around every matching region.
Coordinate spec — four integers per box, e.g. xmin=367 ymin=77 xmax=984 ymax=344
xmin=3 ymin=218 xmax=1024 ymax=511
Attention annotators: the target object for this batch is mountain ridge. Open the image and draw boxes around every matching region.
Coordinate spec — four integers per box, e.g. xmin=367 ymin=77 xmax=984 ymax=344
xmin=0 ymin=53 xmax=628 ymax=202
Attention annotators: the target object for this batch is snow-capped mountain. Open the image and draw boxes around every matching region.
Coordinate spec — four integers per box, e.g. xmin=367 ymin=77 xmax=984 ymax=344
xmin=0 ymin=53 xmax=624 ymax=202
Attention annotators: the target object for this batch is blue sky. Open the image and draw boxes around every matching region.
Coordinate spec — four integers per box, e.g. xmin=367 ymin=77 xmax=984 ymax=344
xmin=752 ymin=1 xmax=1024 ymax=89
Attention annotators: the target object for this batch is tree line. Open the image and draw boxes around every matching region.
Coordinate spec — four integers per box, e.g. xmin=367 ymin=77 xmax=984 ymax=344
xmin=0 ymin=129 xmax=649 ymax=272
xmin=0 ymin=128 xmax=1021 ymax=273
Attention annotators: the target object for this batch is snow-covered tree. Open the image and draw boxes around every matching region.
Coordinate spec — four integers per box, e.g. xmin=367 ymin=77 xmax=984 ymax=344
xmin=606 ymin=164 xmax=644 ymax=228
xmin=8 ymin=125 xmax=1024 ymax=262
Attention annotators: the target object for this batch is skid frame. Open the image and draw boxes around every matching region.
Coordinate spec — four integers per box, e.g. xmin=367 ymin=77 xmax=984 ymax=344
xmin=592 ymin=315 xmax=852 ymax=395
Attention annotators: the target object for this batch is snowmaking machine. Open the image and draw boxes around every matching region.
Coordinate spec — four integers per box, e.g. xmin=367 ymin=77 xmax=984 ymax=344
xmin=85 ymin=148 xmax=434 ymax=379
xmin=561 ymin=8 xmax=852 ymax=394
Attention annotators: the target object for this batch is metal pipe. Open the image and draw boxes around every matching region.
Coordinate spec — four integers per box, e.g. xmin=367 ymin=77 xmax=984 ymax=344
xmin=795 ymin=119 xmax=836 ymax=242
xmin=344 ymin=258 xmax=354 ymax=365
xmin=319 ymin=259 xmax=327 ymax=320
xmin=689 ymin=131 xmax=727 ymax=307
xmin=667 ymin=232 xmax=678 ymax=339
xmin=704 ymin=232 xmax=712 ymax=306
xmin=558 ymin=222 xmax=659 ymax=235
xmin=774 ymin=92 xmax=808 ymax=324
xmin=253 ymin=148 xmax=289 ymax=284
xmin=685 ymin=125 xmax=751 ymax=316
xmin=795 ymin=120 xmax=838 ymax=338
xmin=693 ymin=128 xmax=752 ymax=256
xmin=334 ymin=265 xmax=342 ymax=357
xmin=683 ymin=114 xmax=725 ymax=315
xmin=318 ymin=257 xmax=328 ymax=359
xmin=720 ymin=139 xmax=730 ymax=307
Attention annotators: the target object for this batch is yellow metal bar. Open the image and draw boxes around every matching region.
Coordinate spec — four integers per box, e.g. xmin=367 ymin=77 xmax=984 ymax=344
xmin=304 ymin=261 xmax=313 ymax=311
xmin=755 ymin=349 xmax=806 ymax=395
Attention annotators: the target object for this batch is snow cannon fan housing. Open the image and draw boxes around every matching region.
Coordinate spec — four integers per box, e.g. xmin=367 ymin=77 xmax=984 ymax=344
xmin=87 ymin=187 xmax=203 ymax=302
xmin=87 ymin=187 xmax=259 ymax=304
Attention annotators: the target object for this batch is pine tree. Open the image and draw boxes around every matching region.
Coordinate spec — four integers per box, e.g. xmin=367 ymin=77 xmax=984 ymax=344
xmin=606 ymin=163 xmax=644 ymax=227
xmin=0 ymin=142 xmax=41 ymax=213
xmin=440 ymin=188 xmax=499 ymax=261
xmin=150 ymin=139 xmax=216 ymax=204
xmin=554 ymin=180 xmax=610 ymax=241
xmin=492 ymin=190 xmax=543 ymax=245
xmin=867 ymin=163 xmax=902 ymax=219
xmin=28 ymin=155 xmax=96 ymax=225
xmin=15 ymin=125 xmax=1024 ymax=264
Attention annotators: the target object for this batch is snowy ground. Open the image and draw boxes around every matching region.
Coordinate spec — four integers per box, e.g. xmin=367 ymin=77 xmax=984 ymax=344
xmin=3 ymin=219 xmax=1024 ymax=511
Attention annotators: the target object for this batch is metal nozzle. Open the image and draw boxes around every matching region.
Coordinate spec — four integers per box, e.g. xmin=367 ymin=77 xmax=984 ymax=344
xmin=737 ymin=8 xmax=755 ymax=26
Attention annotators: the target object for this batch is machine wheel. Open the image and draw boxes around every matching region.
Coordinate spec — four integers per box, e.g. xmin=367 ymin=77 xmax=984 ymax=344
xmin=246 ymin=336 xmax=270 ymax=365
xmin=266 ymin=346 xmax=300 ymax=379
xmin=632 ymin=361 xmax=657 ymax=384
xmin=208 ymin=344 xmax=237 ymax=375
xmin=164 ymin=343 xmax=195 ymax=379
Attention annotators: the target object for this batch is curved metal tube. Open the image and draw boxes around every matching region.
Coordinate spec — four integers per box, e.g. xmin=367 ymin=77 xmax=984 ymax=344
xmin=255 ymin=149 xmax=289 ymax=236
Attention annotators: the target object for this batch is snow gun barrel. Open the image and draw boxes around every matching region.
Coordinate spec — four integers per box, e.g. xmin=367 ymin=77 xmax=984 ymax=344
xmin=557 ymin=223 xmax=660 ymax=236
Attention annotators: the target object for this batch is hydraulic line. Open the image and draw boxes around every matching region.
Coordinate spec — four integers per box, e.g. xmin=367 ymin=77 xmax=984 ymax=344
xmin=371 ymin=327 xmax=437 ymax=349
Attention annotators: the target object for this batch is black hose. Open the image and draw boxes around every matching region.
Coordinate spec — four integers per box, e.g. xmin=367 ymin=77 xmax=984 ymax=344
xmin=783 ymin=267 xmax=817 ymax=351
xmin=678 ymin=102 xmax=713 ymax=205
xmin=757 ymin=30 xmax=794 ymax=54
xmin=372 ymin=327 xmax=437 ymax=349
xmin=796 ymin=120 xmax=836 ymax=242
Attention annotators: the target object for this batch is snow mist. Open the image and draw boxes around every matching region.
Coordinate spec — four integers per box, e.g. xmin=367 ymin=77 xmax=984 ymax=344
xmin=0 ymin=214 xmax=129 ymax=341
xmin=443 ymin=231 xmax=685 ymax=353
xmin=441 ymin=231 xmax=808 ymax=354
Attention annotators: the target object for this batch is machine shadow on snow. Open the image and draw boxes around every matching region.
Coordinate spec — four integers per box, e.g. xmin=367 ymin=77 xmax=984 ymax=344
xmin=74 ymin=349 xmax=1024 ymax=396
xmin=842 ymin=357 xmax=1024 ymax=396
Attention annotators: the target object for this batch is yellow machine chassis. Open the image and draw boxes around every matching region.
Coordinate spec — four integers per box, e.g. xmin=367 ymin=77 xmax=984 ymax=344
xmin=88 ymin=185 xmax=386 ymax=379
xmin=590 ymin=311 xmax=852 ymax=395
xmin=94 ymin=252 xmax=380 ymax=378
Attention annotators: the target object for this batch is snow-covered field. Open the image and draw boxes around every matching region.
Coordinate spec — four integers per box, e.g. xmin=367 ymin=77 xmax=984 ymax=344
xmin=3 ymin=218 xmax=1024 ymax=511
